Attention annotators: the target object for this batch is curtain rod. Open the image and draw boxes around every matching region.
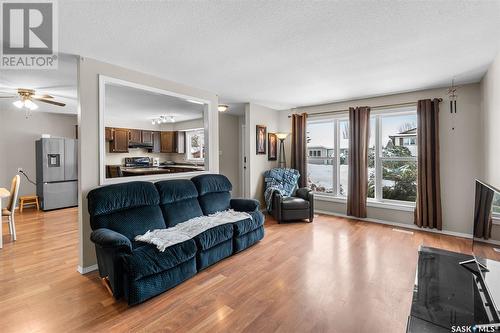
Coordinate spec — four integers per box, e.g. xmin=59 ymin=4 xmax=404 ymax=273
xmin=289 ymin=98 xmax=443 ymax=118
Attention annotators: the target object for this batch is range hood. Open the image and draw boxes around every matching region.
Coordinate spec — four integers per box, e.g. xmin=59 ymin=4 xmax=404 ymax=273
xmin=128 ymin=142 xmax=153 ymax=148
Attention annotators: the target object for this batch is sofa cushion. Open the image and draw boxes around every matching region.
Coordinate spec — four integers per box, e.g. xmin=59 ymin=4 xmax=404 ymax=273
xmin=88 ymin=181 xmax=159 ymax=217
xmin=155 ymin=179 xmax=203 ymax=227
xmin=199 ymin=192 xmax=232 ymax=215
xmin=87 ymin=181 xmax=165 ymax=240
xmin=281 ymin=197 xmax=310 ymax=210
xmin=193 ymin=224 xmax=233 ymax=251
xmin=192 ymin=174 xmax=232 ymax=196
xmin=234 ymin=226 xmax=265 ymax=253
xmin=197 ymin=239 xmax=233 ymax=270
xmin=91 ymin=205 xmax=165 ymax=241
xmin=122 ymin=239 xmax=197 ymax=281
xmin=233 ymin=210 xmax=265 ymax=237
xmin=192 ymin=174 xmax=232 ymax=215
xmin=126 ymin=258 xmax=197 ymax=306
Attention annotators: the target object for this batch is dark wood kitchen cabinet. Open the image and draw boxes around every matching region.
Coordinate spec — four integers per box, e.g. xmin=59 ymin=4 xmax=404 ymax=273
xmin=109 ymin=128 xmax=129 ymax=153
xmin=105 ymin=127 xmax=114 ymax=141
xmin=129 ymin=129 xmax=142 ymax=143
xmin=142 ymin=130 xmax=153 ymax=145
xmin=160 ymin=131 xmax=176 ymax=153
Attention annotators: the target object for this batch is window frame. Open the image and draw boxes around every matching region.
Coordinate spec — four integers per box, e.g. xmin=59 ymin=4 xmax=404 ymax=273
xmin=307 ymin=115 xmax=348 ymax=197
xmin=372 ymin=109 xmax=417 ymax=204
xmin=307 ymin=107 xmax=418 ymax=207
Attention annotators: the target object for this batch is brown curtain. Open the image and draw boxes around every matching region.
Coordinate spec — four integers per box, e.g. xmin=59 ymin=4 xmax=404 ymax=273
xmin=474 ymin=182 xmax=494 ymax=239
xmin=291 ymin=113 xmax=308 ymax=188
xmin=415 ymin=99 xmax=442 ymax=229
xmin=347 ymin=106 xmax=371 ymax=218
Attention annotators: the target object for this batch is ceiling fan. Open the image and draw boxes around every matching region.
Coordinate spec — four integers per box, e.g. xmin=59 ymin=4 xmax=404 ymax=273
xmin=0 ymin=88 xmax=66 ymax=111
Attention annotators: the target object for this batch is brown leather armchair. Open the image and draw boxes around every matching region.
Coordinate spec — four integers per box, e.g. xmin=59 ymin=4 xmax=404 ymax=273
xmin=269 ymin=188 xmax=314 ymax=223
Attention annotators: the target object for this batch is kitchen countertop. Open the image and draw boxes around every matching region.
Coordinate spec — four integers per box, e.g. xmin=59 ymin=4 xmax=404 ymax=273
xmin=120 ymin=165 xmax=204 ymax=175
xmin=122 ymin=164 xmax=204 ymax=170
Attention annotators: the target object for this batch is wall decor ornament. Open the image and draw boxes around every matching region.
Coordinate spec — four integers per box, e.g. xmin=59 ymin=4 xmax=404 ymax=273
xmin=256 ymin=125 xmax=267 ymax=154
xmin=268 ymin=133 xmax=277 ymax=161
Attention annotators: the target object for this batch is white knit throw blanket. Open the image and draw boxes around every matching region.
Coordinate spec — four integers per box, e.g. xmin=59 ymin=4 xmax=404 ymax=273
xmin=135 ymin=209 xmax=252 ymax=252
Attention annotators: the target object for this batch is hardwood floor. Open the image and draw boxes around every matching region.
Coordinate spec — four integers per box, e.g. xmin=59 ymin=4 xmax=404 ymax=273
xmin=0 ymin=207 xmax=488 ymax=332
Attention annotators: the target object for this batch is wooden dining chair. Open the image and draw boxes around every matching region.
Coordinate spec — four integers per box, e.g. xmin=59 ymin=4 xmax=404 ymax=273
xmin=2 ymin=175 xmax=20 ymax=241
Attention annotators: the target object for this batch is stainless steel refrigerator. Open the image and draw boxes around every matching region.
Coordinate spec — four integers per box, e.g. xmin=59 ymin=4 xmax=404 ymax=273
xmin=36 ymin=138 xmax=78 ymax=211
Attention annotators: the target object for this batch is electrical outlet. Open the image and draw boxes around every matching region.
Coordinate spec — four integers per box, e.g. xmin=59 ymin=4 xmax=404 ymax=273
xmin=17 ymin=167 xmax=23 ymax=173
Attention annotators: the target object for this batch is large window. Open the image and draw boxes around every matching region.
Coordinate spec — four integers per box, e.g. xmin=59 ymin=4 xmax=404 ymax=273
xmin=493 ymin=192 xmax=500 ymax=215
xmin=307 ymin=118 xmax=348 ymax=196
xmin=376 ymin=112 xmax=417 ymax=202
xmin=307 ymin=108 xmax=417 ymax=204
xmin=186 ymin=129 xmax=205 ymax=161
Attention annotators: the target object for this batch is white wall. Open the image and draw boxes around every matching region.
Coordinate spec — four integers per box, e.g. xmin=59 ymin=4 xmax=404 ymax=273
xmin=172 ymin=118 xmax=203 ymax=131
xmin=245 ymin=103 xmax=280 ymax=205
xmin=0 ymin=108 xmax=77 ymax=198
xmin=219 ymin=113 xmax=241 ymax=197
xmin=481 ymin=52 xmax=500 ymax=189
xmin=278 ymin=110 xmax=292 ymax=166
xmin=78 ymin=57 xmax=218 ymax=270
xmin=281 ymin=83 xmax=483 ymax=235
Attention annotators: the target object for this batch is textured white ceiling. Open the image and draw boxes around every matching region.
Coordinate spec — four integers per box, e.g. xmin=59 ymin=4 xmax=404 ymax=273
xmin=58 ymin=0 xmax=500 ymax=109
xmin=8 ymin=1 xmax=500 ymax=111
xmin=0 ymin=54 xmax=78 ymax=114
xmin=105 ymin=83 xmax=204 ymax=124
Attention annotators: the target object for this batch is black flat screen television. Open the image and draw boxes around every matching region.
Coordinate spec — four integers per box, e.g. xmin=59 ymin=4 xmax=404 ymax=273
xmin=469 ymin=180 xmax=500 ymax=327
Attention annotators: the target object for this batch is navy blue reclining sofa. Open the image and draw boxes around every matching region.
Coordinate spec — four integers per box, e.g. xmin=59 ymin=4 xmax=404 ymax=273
xmin=87 ymin=174 xmax=265 ymax=305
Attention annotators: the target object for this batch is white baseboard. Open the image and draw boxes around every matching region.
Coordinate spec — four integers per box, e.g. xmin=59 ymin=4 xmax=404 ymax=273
xmin=77 ymin=264 xmax=98 ymax=274
xmin=315 ymin=209 xmax=472 ymax=239
xmin=474 ymin=237 xmax=500 ymax=246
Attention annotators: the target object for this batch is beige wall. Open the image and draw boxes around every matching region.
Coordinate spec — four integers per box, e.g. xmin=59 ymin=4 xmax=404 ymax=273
xmin=282 ymin=83 xmax=483 ymax=235
xmin=78 ymin=57 xmax=218 ymax=271
xmin=219 ymin=113 xmax=241 ymax=197
xmin=0 ymin=108 xmax=77 ymax=198
xmin=481 ymin=52 xmax=500 ymax=189
xmin=245 ymin=103 xmax=280 ymax=205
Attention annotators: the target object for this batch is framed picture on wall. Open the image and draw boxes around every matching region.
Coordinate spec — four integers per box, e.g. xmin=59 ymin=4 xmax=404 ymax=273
xmin=256 ymin=125 xmax=267 ymax=154
xmin=268 ymin=133 xmax=277 ymax=160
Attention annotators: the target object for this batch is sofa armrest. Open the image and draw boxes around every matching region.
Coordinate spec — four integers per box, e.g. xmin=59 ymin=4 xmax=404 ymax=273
xmin=90 ymin=228 xmax=132 ymax=253
xmin=231 ymin=198 xmax=260 ymax=212
xmin=296 ymin=187 xmax=313 ymax=201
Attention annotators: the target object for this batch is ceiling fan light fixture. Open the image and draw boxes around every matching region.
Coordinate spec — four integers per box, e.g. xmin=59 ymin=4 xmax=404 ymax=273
xmin=24 ymin=99 xmax=38 ymax=110
xmin=218 ymin=104 xmax=229 ymax=112
xmin=13 ymin=100 xmax=24 ymax=109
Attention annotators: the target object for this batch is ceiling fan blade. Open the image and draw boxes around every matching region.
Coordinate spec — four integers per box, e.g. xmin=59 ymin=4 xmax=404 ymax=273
xmin=34 ymin=85 xmax=76 ymax=91
xmin=0 ymin=95 xmax=16 ymax=98
xmin=32 ymin=94 xmax=54 ymax=99
xmin=36 ymin=98 xmax=66 ymax=107
xmin=0 ymin=89 xmax=18 ymax=94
